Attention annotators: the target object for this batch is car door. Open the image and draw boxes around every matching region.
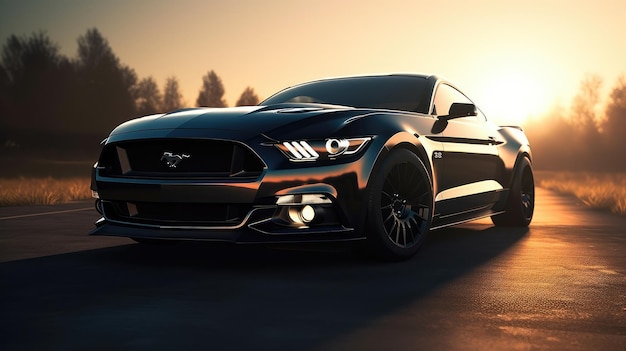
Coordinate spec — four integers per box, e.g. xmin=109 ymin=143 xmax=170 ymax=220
xmin=430 ymin=83 xmax=505 ymax=215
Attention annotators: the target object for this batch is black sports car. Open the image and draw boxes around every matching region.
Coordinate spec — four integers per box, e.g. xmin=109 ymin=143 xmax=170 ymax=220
xmin=90 ymin=74 xmax=534 ymax=260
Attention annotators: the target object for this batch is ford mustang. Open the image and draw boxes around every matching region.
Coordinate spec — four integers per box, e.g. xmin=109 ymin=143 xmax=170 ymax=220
xmin=90 ymin=74 xmax=534 ymax=260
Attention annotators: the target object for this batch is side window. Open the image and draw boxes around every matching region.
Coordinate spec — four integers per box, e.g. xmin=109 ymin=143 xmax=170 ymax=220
xmin=432 ymin=84 xmax=478 ymax=121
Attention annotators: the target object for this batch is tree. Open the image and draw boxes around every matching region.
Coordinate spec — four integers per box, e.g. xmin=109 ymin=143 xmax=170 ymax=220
xmin=0 ymin=63 xmax=8 ymax=132
xmin=1 ymin=31 xmax=62 ymax=85
xmin=235 ymin=86 xmax=259 ymax=106
xmin=570 ymin=74 xmax=603 ymax=131
xmin=196 ymin=70 xmax=226 ymax=107
xmin=0 ymin=31 xmax=71 ymax=132
xmin=523 ymin=73 xmax=626 ymax=171
xmin=77 ymin=28 xmax=118 ymax=71
xmin=162 ymin=76 xmax=184 ymax=111
xmin=604 ymin=76 xmax=626 ymax=126
xmin=73 ymin=28 xmax=137 ymax=133
xmin=135 ymin=76 xmax=162 ymax=116
xmin=602 ymin=76 xmax=626 ymax=166
xmin=564 ymin=74 xmax=604 ymax=169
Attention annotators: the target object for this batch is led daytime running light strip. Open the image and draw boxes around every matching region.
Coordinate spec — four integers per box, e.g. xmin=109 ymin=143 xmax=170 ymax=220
xmin=282 ymin=141 xmax=319 ymax=160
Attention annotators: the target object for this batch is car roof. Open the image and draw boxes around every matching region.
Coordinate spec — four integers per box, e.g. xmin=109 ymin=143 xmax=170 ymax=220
xmin=305 ymin=73 xmax=435 ymax=82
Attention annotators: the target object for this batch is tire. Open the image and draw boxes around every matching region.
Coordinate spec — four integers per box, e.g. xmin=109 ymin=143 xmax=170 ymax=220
xmin=363 ymin=149 xmax=434 ymax=261
xmin=491 ymin=156 xmax=534 ymax=227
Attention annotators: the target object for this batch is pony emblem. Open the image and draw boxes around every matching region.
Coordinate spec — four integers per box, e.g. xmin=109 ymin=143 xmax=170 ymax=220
xmin=161 ymin=151 xmax=190 ymax=168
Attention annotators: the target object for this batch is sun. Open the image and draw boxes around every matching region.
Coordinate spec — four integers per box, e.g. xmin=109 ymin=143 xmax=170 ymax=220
xmin=473 ymin=71 xmax=551 ymax=126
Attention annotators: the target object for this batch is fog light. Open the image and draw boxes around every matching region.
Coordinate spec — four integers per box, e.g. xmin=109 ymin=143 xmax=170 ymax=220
xmin=287 ymin=207 xmax=303 ymax=224
xmin=300 ymin=205 xmax=315 ymax=223
xmin=287 ymin=205 xmax=318 ymax=226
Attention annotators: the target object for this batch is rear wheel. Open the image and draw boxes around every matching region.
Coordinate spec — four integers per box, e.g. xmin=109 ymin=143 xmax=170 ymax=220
xmin=491 ymin=156 xmax=534 ymax=227
xmin=364 ymin=149 xmax=434 ymax=261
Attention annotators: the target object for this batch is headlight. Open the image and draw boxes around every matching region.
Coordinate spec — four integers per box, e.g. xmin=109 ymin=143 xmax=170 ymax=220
xmin=276 ymin=137 xmax=371 ymax=162
xmin=281 ymin=141 xmax=320 ymax=161
xmin=325 ymin=138 xmax=370 ymax=157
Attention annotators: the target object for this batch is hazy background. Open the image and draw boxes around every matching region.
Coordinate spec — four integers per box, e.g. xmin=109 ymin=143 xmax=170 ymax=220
xmin=1 ymin=0 xmax=625 ymax=174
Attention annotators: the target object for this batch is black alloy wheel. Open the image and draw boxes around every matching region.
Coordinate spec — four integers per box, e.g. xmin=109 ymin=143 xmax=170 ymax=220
xmin=365 ymin=149 xmax=433 ymax=261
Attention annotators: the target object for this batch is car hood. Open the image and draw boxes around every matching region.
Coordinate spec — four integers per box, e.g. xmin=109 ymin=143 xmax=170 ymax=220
xmin=108 ymin=103 xmax=368 ymax=142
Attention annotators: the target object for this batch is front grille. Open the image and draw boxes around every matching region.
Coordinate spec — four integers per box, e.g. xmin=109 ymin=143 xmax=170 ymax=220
xmin=102 ymin=201 xmax=251 ymax=227
xmin=98 ymin=139 xmax=265 ymax=179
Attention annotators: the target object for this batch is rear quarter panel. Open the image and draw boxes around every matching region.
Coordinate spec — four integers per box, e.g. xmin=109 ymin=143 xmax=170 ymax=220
xmin=497 ymin=126 xmax=532 ymax=188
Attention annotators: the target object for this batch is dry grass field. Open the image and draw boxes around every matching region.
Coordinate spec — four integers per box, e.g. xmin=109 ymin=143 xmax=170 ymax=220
xmin=0 ymin=177 xmax=91 ymax=206
xmin=535 ymin=171 xmax=626 ymax=216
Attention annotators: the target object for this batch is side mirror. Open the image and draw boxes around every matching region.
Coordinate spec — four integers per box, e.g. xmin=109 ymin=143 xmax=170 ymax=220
xmin=440 ymin=103 xmax=477 ymax=120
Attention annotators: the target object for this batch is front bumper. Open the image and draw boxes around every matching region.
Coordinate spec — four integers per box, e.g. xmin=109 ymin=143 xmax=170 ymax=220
xmin=90 ymin=208 xmax=359 ymax=244
xmin=90 ymin=164 xmax=368 ymax=243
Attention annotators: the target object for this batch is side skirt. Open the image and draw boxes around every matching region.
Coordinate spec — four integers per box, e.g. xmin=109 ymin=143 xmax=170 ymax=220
xmin=431 ymin=189 xmax=509 ymax=229
xmin=430 ymin=208 xmax=505 ymax=230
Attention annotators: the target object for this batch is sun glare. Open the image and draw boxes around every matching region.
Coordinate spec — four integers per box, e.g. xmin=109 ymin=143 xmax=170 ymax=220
xmin=475 ymin=71 xmax=551 ymax=126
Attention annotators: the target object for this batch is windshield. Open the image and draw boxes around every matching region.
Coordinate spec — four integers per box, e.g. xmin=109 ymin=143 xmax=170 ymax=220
xmin=261 ymin=75 xmax=430 ymax=113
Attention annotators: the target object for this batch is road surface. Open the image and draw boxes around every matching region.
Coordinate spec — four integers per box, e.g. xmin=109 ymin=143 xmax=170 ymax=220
xmin=0 ymin=188 xmax=625 ymax=350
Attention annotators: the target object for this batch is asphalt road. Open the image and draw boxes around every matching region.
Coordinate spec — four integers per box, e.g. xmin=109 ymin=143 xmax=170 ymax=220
xmin=1 ymin=188 xmax=625 ymax=351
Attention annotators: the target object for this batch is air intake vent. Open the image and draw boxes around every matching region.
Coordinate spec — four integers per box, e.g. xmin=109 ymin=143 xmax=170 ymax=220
xmin=102 ymin=201 xmax=251 ymax=227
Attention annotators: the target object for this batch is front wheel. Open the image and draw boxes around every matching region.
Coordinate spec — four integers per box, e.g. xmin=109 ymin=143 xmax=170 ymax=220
xmin=491 ymin=156 xmax=534 ymax=227
xmin=363 ymin=149 xmax=434 ymax=261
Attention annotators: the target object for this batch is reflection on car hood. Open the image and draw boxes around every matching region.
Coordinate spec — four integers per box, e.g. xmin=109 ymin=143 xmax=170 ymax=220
xmin=109 ymin=104 xmax=365 ymax=140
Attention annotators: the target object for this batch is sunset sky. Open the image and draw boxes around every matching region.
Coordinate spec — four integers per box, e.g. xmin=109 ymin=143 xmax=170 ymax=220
xmin=1 ymin=0 xmax=625 ymax=125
